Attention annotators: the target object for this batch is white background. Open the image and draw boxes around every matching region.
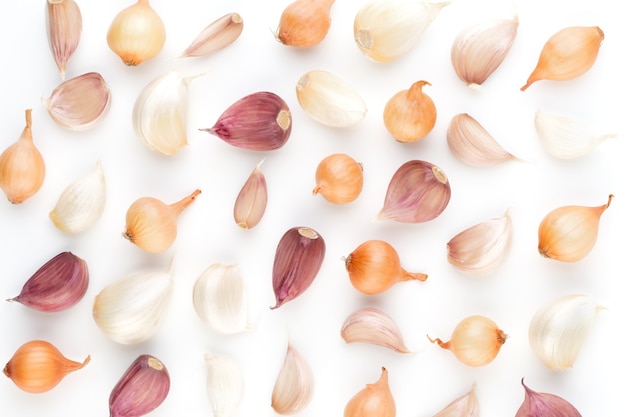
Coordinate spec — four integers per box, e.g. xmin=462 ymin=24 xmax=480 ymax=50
xmin=1 ymin=0 xmax=624 ymax=416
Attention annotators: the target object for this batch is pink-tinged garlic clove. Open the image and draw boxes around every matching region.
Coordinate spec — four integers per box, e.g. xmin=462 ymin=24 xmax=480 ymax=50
xmin=515 ymin=379 xmax=582 ymax=417
xmin=341 ymin=307 xmax=412 ymax=353
xmin=46 ymin=0 xmax=82 ymax=79
xmin=234 ymin=161 xmax=267 ymax=229
xmin=180 ymin=13 xmax=243 ymax=58
xmin=271 ymin=342 xmax=314 ymax=415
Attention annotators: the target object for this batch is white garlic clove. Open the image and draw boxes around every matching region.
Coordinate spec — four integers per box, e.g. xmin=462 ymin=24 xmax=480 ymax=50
xmin=447 ymin=210 xmax=512 ymax=275
xmin=204 ymin=353 xmax=244 ymax=417
xmin=341 ymin=307 xmax=412 ymax=353
xmin=534 ymin=109 xmax=617 ymax=159
xmin=432 ymin=384 xmax=479 ymax=417
xmin=271 ymin=342 xmax=314 ymax=415
xmin=49 ymin=161 xmax=106 ymax=234
xmin=528 ymin=294 xmax=605 ymax=371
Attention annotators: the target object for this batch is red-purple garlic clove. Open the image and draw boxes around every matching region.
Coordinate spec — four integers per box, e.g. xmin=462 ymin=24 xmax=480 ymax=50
xmin=515 ymin=379 xmax=582 ymax=417
xmin=200 ymin=91 xmax=292 ymax=151
xmin=7 ymin=251 xmax=89 ymax=312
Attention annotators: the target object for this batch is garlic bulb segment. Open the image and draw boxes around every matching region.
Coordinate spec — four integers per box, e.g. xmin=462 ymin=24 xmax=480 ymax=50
xmin=49 ymin=161 xmax=106 ymax=233
xmin=133 ymin=71 xmax=197 ymax=156
xmin=534 ymin=109 xmax=618 ymax=159
xmin=180 ymin=13 xmax=243 ymax=58
xmin=344 ymin=240 xmax=427 ymax=295
xmin=271 ymin=226 xmax=326 ymax=309
xmin=46 ymin=0 xmax=82 ymax=79
xmin=192 ymin=263 xmax=254 ymax=334
xmin=383 ymin=80 xmax=436 ymax=143
xmin=42 ymin=72 xmax=111 ymax=130
xmin=378 ymin=160 xmax=451 ymax=223
xmin=107 ymin=0 xmax=166 ymax=66
xmin=123 ymin=189 xmax=201 ymax=254
xmin=296 ymin=69 xmax=367 ymax=128
xmin=234 ymin=160 xmax=267 ymax=229
xmin=354 ymin=0 xmax=449 ymax=63
xmin=428 ymin=315 xmax=508 ymax=367
xmin=432 ymin=384 xmax=479 ymax=417
xmin=8 ymin=251 xmax=89 ymax=313
xmin=515 ymin=379 xmax=582 ymax=417
xmin=344 ymin=367 xmax=395 ymax=417
xmin=451 ymin=16 xmax=518 ymax=88
xmin=0 ymin=109 xmax=45 ymax=204
xmin=109 ymin=354 xmax=170 ymax=417
xmin=205 ymin=353 xmax=244 ymax=417
xmin=313 ymin=153 xmax=363 ymax=204
xmin=271 ymin=342 xmax=314 ymax=415
xmin=447 ymin=113 xmax=517 ymax=166
xmin=201 ymin=91 xmax=292 ymax=151
xmin=447 ymin=210 xmax=512 ymax=275
xmin=92 ymin=268 xmax=173 ymax=344
xmin=528 ymin=294 xmax=604 ymax=371
xmin=3 ymin=340 xmax=90 ymax=393
xmin=521 ymin=26 xmax=604 ymax=91
xmin=276 ymin=0 xmax=335 ymax=47
xmin=340 ymin=307 xmax=411 ymax=353
xmin=538 ymin=194 xmax=612 ymax=262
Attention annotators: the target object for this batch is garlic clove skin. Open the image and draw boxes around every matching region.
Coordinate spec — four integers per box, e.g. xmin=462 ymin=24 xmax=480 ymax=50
xmin=276 ymin=0 xmax=335 ymax=47
xmin=46 ymin=0 xmax=82 ymax=79
xmin=204 ymin=353 xmax=244 ymax=417
xmin=271 ymin=342 xmax=314 ymax=415
xmin=432 ymin=384 xmax=479 ymax=417
xmin=296 ymin=69 xmax=367 ymax=128
xmin=180 ymin=13 xmax=243 ymax=58
xmin=344 ymin=367 xmax=396 ymax=417
xmin=49 ymin=161 xmax=106 ymax=234
xmin=383 ymin=80 xmax=436 ymax=143
xmin=354 ymin=0 xmax=449 ymax=63
xmin=341 ymin=307 xmax=412 ymax=353
xmin=234 ymin=160 xmax=267 ymax=229
xmin=534 ymin=109 xmax=617 ymax=159
xmin=313 ymin=153 xmax=363 ymax=204
xmin=528 ymin=294 xmax=604 ymax=371
xmin=515 ymin=379 xmax=582 ymax=417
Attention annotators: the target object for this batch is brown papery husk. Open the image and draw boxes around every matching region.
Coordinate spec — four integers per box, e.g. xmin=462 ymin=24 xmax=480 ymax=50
xmin=383 ymin=80 xmax=436 ymax=143
xmin=276 ymin=0 xmax=335 ymax=48
xmin=344 ymin=367 xmax=395 ymax=417
xmin=515 ymin=379 xmax=581 ymax=417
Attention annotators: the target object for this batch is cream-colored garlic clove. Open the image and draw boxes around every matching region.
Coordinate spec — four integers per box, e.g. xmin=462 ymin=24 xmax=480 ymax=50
xmin=46 ymin=0 xmax=82 ymax=79
xmin=341 ymin=307 xmax=412 ymax=353
xmin=204 ymin=353 xmax=244 ymax=417
xmin=234 ymin=160 xmax=267 ymax=229
xmin=271 ymin=342 xmax=314 ymax=415
xmin=432 ymin=384 xmax=479 ymax=417
xmin=447 ymin=210 xmax=512 ymax=275
xmin=534 ymin=109 xmax=617 ymax=159
xmin=529 ymin=294 xmax=605 ymax=371
xmin=447 ymin=113 xmax=517 ymax=166
xmin=192 ymin=263 xmax=255 ymax=334
xmin=180 ymin=13 xmax=243 ymax=58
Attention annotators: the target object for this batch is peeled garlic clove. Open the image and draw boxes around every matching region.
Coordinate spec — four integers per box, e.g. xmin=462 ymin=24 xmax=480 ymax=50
xmin=383 ymin=80 xmax=436 ymax=143
xmin=43 ymin=72 xmax=111 ymax=130
xmin=447 ymin=113 xmax=517 ymax=166
xmin=344 ymin=367 xmax=396 ymax=417
xmin=271 ymin=226 xmax=326 ymax=309
xmin=378 ymin=160 xmax=451 ymax=223
xmin=92 ymin=268 xmax=173 ymax=344
xmin=8 ymin=251 xmax=88 ymax=313
xmin=133 ymin=71 xmax=198 ymax=156
xmin=180 ymin=13 xmax=243 ymax=58
xmin=538 ymin=194 xmax=612 ymax=262
xmin=528 ymin=294 xmax=604 ymax=371
xmin=313 ymin=153 xmax=363 ymax=204
xmin=271 ymin=342 xmax=314 ymax=415
xmin=534 ymin=109 xmax=617 ymax=159
xmin=46 ymin=0 xmax=82 ymax=79
xmin=205 ymin=353 xmax=244 ymax=417
xmin=49 ymin=161 xmax=106 ymax=233
xmin=451 ymin=16 xmax=518 ymax=88
xmin=341 ymin=307 xmax=411 ymax=353
xmin=296 ymin=69 xmax=367 ymax=128
xmin=192 ymin=263 xmax=254 ymax=334
xmin=521 ymin=26 xmax=604 ymax=91
xmin=234 ymin=160 xmax=267 ymax=229
xmin=0 ymin=109 xmax=46 ymax=204
xmin=432 ymin=384 xmax=479 ymax=417
xmin=515 ymin=379 xmax=581 ymax=417
xmin=276 ymin=0 xmax=335 ymax=47
xmin=447 ymin=210 xmax=512 ymax=275
xmin=354 ymin=0 xmax=449 ymax=63
xmin=201 ymin=92 xmax=292 ymax=151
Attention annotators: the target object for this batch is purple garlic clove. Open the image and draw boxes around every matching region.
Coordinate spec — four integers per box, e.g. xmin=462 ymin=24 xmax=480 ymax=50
xmin=515 ymin=378 xmax=582 ymax=417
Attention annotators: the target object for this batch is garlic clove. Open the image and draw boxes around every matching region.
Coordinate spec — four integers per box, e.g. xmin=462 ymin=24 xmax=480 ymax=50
xmin=42 ymin=72 xmax=111 ymax=130
xmin=46 ymin=0 xmax=82 ymax=79
xmin=447 ymin=210 xmax=512 ymax=275
xmin=432 ymin=384 xmax=479 ymax=417
xmin=344 ymin=367 xmax=396 ymax=417
xmin=451 ymin=16 xmax=518 ymax=88
xmin=271 ymin=342 xmax=314 ymax=415
xmin=447 ymin=113 xmax=517 ymax=166
xmin=276 ymin=0 xmax=335 ymax=48
xmin=528 ymin=294 xmax=604 ymax=371
xmin=313 ymin=153 xmax=363 ymax=204
xmin=49 ymin=161 xmax=106 ymax=233
xmin=340 ymin=307 xmax=412 ymax=353
xmin=201 ymin=91 xmax=292 ymax=151
xmin=179 ymin=13 xmax=243 ymax=58
xmin=354 ymin=0 xmax=449 ymax=63
xmin=204 ymin=353 xmax=244 ymax=417
xmin=8 ymin=251 xmax=89 ymax=313
xmin=383 ymin=80 xmax=436 ymax=143
xmin=515 ymin=379 xmax=582 ymax=417
xmin=234 ymin=160 xmax=268 ymax=229
xmin=296 ymin=69 xmax=367 ymax=128
xmin=534 ymin=109 xmax=618 ymax=159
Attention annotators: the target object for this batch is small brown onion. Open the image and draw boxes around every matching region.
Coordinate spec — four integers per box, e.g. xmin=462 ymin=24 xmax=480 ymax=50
xmin=383 ymin=80 xmax=436 ymax=143
xmin=276 ymin=0 xmax=335 ymax=48
xmin=313 ymin=153 xmax=363 ymax=204
xmin=344 ymin=367 xmax=395 ymax=417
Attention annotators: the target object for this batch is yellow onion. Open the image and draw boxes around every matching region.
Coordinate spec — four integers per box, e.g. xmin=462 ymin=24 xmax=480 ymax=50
xmin=3 ymin=340 xmax=90 ymax=393
xmin=344 ymin=367 xmax=395 ymax=417
xmin=313 ymin=153 xmax=363 ymax=204
xmin=383 ymin=80 xmax=436 ymax=143
xmin=276 ymin=0 xmax=335 ymax=47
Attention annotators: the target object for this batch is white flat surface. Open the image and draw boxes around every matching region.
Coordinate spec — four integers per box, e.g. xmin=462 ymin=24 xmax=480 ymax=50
xmin=1 ymin=0 xmax=624 ymax=416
